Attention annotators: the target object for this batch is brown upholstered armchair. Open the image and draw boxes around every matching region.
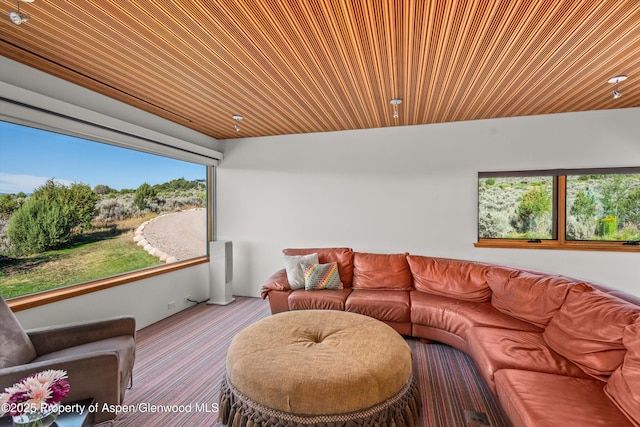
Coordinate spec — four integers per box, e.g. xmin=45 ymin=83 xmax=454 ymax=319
xmin=0 ymin=297 xmax=135 ymax=425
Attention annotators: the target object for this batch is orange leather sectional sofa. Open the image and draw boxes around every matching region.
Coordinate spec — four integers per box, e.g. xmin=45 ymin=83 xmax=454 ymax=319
xmin=261 ymin=247 xmax=640 ymax=427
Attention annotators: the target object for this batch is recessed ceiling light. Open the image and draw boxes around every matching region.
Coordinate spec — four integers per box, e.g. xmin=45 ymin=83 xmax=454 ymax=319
xmin=7 ymin=0 xmax=34 ymax=25
xmin=608 ymin=75 xmax=627 ymax=99
xmin=8 ymin=11 xmax=27 ymax=24
xmin=390 ymin=99 xmax=402 ymax=119
xmin=607 ymin=75 xmax=627 ymax=84
xmin=232 ymin=114 xmax=243 ymax=132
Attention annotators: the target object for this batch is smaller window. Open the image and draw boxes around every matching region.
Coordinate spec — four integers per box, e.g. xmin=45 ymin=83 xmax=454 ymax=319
xmin=476 ymin=167 xmax=640 ymax=251
xmin=478 ymin=175 xmax=554 ymax=240
xmin=566 ymin=173 xmax=640 ymax=242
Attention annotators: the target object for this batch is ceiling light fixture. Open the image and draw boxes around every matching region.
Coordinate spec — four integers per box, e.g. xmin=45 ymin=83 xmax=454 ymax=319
xmin=608 ymin=75 xmax=627 ymax=99
xmin=7 ymin=0 xmax=34 ymax=25
xmin=232 ymin=114 xmax=243 ymax=132
xmin=390 ymin=99 xmax=402 ymax=119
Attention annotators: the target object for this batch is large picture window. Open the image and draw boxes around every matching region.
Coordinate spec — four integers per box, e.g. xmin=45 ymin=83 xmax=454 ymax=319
xmin=0 ymin=121 xmax=209 ymax=300
xmin=477 ymin=168 xmax=640 ymax=251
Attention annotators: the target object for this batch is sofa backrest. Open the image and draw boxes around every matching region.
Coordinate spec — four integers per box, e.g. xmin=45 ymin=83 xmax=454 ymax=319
xmin=352 ymin=252 xmax=412 ymax=290
xmin=488 ymin=269 xmax=585 ymax=328
xmin=407 ymin=255 xmax=498 ymax=302
xmin=604 ymin=320 xmax=640 ymax=426
xmin=283 ymin=247 xmax=354 ymax=287
xmin=543 ymin=286 xmax=640 ymax=381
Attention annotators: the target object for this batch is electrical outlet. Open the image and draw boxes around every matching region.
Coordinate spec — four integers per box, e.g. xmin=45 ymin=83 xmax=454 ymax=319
xmin=464 ymin=409 xmax=491 ymax=425
xmin=184 ymin=295 xmax=191 ymax=304
xmin=168 ymin=300 xmax=176 ymax=310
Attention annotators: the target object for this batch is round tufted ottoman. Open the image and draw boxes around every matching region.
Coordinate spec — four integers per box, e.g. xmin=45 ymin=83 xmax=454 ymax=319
xmin=218 ymin=310 xmax=421 ymax=427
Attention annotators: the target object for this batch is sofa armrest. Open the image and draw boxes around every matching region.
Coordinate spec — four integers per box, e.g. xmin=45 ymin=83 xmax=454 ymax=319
xmin=261 ymin=269 xmax=291 ymax=299
xmin=27 ymin=316 xmax=135 ymax=355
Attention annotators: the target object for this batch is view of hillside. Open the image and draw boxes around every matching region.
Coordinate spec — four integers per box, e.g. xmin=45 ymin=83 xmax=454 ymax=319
xmin=0 ymin=178 xmax=206 ymax=299
xmin=479 ymin=174 xmax=640 ymax=241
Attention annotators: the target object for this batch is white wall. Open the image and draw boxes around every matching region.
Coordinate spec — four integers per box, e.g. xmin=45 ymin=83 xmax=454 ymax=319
xmin=217 ymin=108 xmax=640 ymax=297
xmin=14 ymin=263 xmax=211 ymax=330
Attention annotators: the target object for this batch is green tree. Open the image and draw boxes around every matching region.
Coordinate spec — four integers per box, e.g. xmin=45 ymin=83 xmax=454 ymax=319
xmin=93 ymin=184 xmax=115 ymax=195
xmin=7 ymin=198 xmax=72 ymax=255
xmin=619 ymin=186 xmax=640 ymax=229
xmin=31 ymin=179 xmax=98 ymax=230
xmin=67 ymin=182 xmax=99 ymax=229
xmin=516 ymin=187 xmax=551 ymax=233
xmin=599 ymin=175 xmax=627 ymax=218
xmin=0 ymin=194 xmax=19 ymax=219
xmin=6 ymin=179 xmax=99 ymax=254
xmin=133 ymin=183 xmax=157 ymax=210
xmin=570 ymin=189 xmax=596 ymax=224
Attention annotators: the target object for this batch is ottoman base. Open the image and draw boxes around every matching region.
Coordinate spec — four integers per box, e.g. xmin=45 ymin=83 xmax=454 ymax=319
xmin=218 ymin=373 xmax=421 ymax=427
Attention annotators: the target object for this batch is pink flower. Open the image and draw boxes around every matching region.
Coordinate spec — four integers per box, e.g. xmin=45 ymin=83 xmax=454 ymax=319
xmin=0 ymin=370 xmax=70 ymax=417
xmin=49 ymin=379 xmax=71 ymax=402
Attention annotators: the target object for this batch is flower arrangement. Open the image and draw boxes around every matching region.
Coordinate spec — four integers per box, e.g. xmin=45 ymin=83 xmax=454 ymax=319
xmin=0 ymin=369 xmax=70 ymax=422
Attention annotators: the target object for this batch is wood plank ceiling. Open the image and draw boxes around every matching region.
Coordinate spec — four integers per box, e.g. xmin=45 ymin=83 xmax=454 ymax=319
xmin=1 ymin=0 xmax=639 ymax=140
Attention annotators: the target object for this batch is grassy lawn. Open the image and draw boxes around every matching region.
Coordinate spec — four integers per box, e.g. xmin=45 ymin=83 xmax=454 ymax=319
xmin=0 ymin=217 xmax=161 ymax=299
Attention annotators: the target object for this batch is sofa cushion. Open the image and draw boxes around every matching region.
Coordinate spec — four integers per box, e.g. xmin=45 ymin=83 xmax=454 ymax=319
xmin=489 ymin=270 xmax=584 ymax=328
xmin=284 ymin=253 xmax=319 ymax=289
xmin=407 ymin=255 xmax=500 ymax=302
xmin=0 ymin=297 xmax=37 ymax=368
xmin=467 ymin=327 xmax=591 ymax=392
xmin=495 ymin=369 xmax=635 ymax=427
xmin=302 ymin=262 xmax=343 ymax=290
xmin=605 ymin=320 xmax=640 ymax=426
xmin=345 ymin=290 xmax=411 ymax=323
xmin=284 ymin=248 xmax=354 ymax=287
xmin=410 ymin=292 xmax=542 ymax=342
xmin=543 ymin=287 xmax=640 ymax=381
xmin=352 ymin=252 xmax=412 ymax=290
xmin=288 ymin=288 xmax=352 ymax=311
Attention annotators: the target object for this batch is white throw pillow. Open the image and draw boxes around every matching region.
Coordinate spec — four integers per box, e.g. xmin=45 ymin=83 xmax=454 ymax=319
xmin=284 ymin=253 xmax=319 ymax=289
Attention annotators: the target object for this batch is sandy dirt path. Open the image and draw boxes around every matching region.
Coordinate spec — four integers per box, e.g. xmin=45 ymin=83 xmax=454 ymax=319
xmin=142 ymin=209 xmax=207 ymax=260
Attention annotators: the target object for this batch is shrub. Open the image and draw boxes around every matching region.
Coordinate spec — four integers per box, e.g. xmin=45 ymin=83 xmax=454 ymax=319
xmin=31 ymin=179 xmax=98 ymax=230
xmin=94 ymin=197 xmax=139 ymax=223
xmin=597 ymin=216 xmax=618 ymax=237
xmin=93 ymin=184 xmax=116 ymax=195
xmin=0 ymin=218 xmax=12 ymax=254
xmin=619 ymin=186 xmax=640 ymax=230
xmin=570 ymin=189 xmax=596 ymax=222
xmin=7 ymin=198 xmax=72 ymax=255
xmin=0 ymin=194 xmax=19 ymax=219
xmin=566 ymin=216 xmax=592 ymax=240
xmin=478 ymin=211 xmax=510 ymax=238
xmin=515 ymin=187 xmax=551 ymax=233
xmin=133 ymin=183 xmax=157 ymax=211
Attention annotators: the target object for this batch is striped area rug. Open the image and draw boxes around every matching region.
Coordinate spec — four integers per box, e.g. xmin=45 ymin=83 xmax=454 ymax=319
xmin=111 ymin=297 xmax=510 ymax=427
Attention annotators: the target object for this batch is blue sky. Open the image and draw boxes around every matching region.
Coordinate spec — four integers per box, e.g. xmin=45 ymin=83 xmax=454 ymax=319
xmin=0 ymin=121 xmax=206 ymax=194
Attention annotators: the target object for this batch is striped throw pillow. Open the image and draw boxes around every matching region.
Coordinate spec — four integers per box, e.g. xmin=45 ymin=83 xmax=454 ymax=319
xmin=302 ymin=262 xmax=343 ymax=290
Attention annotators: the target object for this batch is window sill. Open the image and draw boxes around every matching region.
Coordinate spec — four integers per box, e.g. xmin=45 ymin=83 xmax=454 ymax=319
xmin=7 ymin=256 xmax=209 ymax=312
xmin=474 ymin=240 xmax=640 ymax=252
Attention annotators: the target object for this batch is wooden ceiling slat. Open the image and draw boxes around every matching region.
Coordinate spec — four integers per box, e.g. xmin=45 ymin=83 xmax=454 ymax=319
xmin=508 ymin=1 xmax=640 ymax=117
xmin=1 ymin=0 xmax=638 ymax=139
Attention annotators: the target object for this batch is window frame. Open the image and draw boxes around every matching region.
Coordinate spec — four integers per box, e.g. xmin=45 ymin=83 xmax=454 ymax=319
xmin=475 ymin=168 xmax=640 ymax=252
xmin=1 ymin=104 xmax=218 ymax=312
